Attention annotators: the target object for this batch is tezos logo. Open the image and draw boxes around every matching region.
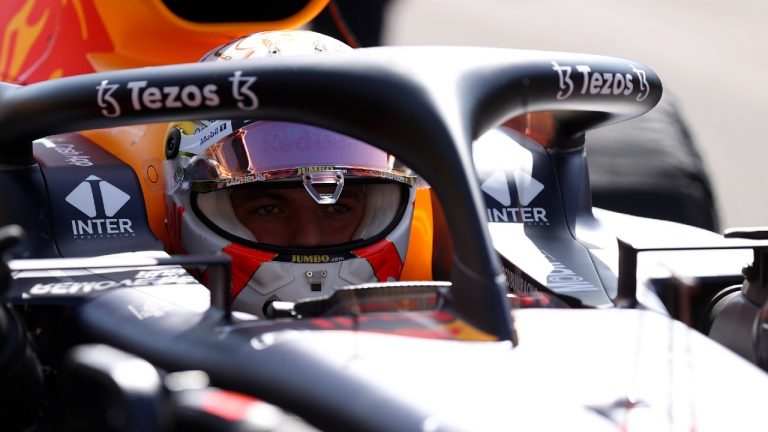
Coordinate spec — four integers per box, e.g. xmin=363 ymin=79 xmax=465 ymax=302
xmin=96 ymin=70 xmax=258 ymax=117
xmin=481 ymin=169 xmax=549 ymax=225
xmin=66 ymin=175 xmax=135 ymax=239
xmin=551 ymin=61 xmax=650 ymax=102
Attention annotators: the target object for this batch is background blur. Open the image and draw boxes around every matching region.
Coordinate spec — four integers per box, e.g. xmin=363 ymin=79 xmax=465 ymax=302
xmin=381 ymin=0 xmax=767 ymax=230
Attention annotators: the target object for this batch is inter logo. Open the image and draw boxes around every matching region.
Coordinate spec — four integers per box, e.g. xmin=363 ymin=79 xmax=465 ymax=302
xmin=66 ymin=175 xmax=135 ymax=239
xmin=481 ymin=169 xmax=548 ymax=225
xmin=473 ymin=128 xmax=550 ymax=226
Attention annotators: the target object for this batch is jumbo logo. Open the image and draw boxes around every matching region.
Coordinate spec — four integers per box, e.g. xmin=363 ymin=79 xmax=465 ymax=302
xmin=297 ymin=166 xmax=336 ymax=174
xmin=95 ymin=70 xmax=258 ymax=117
xmin=291 ymin=255 xmax=331 ymax=264
xmin=66 ymin=175 xmax=135 ymax=239
xmin=481 ymin=169 xmax=549 ymax=225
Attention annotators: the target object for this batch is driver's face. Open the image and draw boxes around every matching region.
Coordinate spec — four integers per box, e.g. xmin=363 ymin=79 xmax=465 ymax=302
xmin=231 ymin=184 xmax=367 ymax=247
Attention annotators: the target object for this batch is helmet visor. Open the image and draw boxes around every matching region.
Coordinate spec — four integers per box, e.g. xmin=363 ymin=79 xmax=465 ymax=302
xmin=182 ymin=121 xmax=416 ymax=192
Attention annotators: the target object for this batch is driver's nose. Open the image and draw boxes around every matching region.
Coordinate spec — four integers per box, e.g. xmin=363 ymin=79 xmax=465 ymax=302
xmin=288 ymin=212 xmax=324 ymax=247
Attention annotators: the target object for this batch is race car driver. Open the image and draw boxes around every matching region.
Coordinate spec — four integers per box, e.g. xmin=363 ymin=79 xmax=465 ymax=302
xmin=163 ymin=31 xmax=421 ymax=316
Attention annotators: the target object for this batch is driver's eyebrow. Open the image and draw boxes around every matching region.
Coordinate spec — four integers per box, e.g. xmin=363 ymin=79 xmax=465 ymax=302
xmin=236 ymin=189 xmax=292 ymax=202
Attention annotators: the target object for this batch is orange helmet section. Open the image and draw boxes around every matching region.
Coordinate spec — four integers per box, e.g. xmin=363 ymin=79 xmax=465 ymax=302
xmin=1 ymin=0 xmax=330 ymax=83
xmin=400 ymin=188 xmax=435 ymax=281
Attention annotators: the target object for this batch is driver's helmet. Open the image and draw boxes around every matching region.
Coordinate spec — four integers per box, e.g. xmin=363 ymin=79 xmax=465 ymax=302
xmin=163 ymin=31 xmax=418 ymax=316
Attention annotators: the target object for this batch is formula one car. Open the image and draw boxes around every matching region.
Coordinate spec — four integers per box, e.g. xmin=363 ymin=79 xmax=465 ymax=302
xmin=2 ymin=37 xmax=768 ymax=431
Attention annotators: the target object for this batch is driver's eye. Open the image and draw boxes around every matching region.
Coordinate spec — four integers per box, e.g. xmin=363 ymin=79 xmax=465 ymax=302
xmin=255 ymin=205 xmax=280 ymax=216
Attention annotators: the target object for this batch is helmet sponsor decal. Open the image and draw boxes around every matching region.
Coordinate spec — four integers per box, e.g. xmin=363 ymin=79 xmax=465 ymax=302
xmin=481 ymin=169 xmax=548 ymax=225
xmin=222 ymin=173 xmax=268 ymax=188
xmin=179 ymin=120 xmax=234 ymax=154
xmin=297 ymin=166 xmax=337 ymax=174
xmin=66 ymin=175 xmax=135 ymax=239
xmin=273 ymin=253 xmax=351 ymax=263
xmin=551 ymin=61 xmax=650 ymax=102
xmin=95 ymin=70 xmax=258 ymax=117
xmin=290 ymin=255 xmax=336 ymax=264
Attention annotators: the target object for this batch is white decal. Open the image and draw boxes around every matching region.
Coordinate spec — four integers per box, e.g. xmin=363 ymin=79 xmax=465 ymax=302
xmin=27 ymin=269 xmax=197 ymax=296
xmin=503 ymin=252 xmax=599 ymax=295
xmin=96 ymin=75 xmax=264 ymax=116
xmin=551 ymin=61 xmax=574 ymax=100
xmin=486 ymin=207 xmax=548 ymax=224
xmin=55 ymin=144 xmax=93 ymax=166
xmin=128 ymin=301 xmax=171 ymax=320
xmin=34 ymin=140 xmax=93 ymax=166
xmin=540 ymin=251 xmax=598 ymax=292
xmin=512 ymin=170 xmax=544 ymax=206
xmin=127 ymin=80 xmax=219 ymax=111
xmin=482 ymin=169 xmax=548 ymax=225
xmin=229 ymin=70 xmax=259 ymax=110
xmin=504 ymin=267 xmax=539 ymax=294
xmin=552 ymin=62 xmax=648 ymax=100
xmin=631 ymin=65 xmax=650 ymax=101
xmin=31 ymin=280 xmax=120 ymax=294
xmin=96 ymin=79 xmax=120 ymax=117
xmin=224 ymin=173 xmax=267 ymax=187
xmin=482 ymin=170 xmax=512 ymax=206
xmin=66 ymin=175 xmax=135 ymax=239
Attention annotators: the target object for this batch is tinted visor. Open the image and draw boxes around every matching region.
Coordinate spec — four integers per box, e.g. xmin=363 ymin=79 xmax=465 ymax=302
xmin=183 ymin=121 xmax=415 ymax=192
